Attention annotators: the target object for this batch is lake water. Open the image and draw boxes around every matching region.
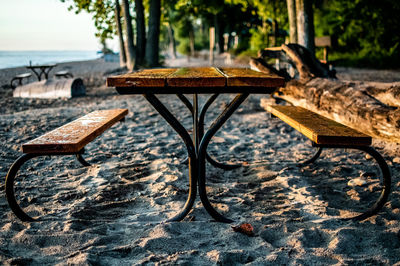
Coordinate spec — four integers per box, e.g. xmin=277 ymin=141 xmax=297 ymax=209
xmin=0 ymin=50 xmax=100 ymax=69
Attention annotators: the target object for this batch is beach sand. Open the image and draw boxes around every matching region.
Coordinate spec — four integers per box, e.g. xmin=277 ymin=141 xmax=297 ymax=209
xmin=0 ymin=57 xmax=399 ymax=264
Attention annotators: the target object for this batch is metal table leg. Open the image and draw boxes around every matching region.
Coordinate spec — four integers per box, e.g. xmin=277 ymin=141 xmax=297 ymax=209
xmin=143 ymin=94 xmax=197 ymax=222
xmin=145 ymin=93 xmax=248 ymax=222
xmin=198 ymin=93 xmax=249 ymax=223
xmin=177 ymin=93 xmax=241 ymax=170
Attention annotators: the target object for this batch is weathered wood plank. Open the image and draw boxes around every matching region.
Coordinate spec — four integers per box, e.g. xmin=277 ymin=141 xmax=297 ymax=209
xmin=267 ymin=105 xmax=371 ymax=145
xmin=106 ymin=68 xmax=177 ymax=87
xmin=166 ymin=67 xmax=225 ymax=87
xmin=219 ymin=68 xmax=285 ymax=87
xmin=22 ymin=109 xmax=128 ymax=154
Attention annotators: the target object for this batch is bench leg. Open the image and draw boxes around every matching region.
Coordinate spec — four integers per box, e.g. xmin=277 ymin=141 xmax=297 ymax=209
xmin=10 ymin=77 xmax=22 ymax=90
xmin=298 ymin=147 xmax=323 ymax=166
xmin=350 ymin=146 xmax=391 ymax=221
xmin=5 ymin=150 xmax=93 ymax=222
xmin=76 ymin=153 xmax=91 ymax=167
xmin=305 ymin=144 xmax=391 ymax=221
xmin=5 ymin=154 xmax=40 ymax=222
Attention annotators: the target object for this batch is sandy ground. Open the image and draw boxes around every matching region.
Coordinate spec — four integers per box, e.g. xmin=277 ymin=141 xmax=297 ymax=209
xmin=0 ymin=56 xmax=399 ymax=265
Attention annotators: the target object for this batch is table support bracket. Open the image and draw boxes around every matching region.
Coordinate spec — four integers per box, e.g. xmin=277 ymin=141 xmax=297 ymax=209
xmin=177 ymin=93 xmax=241 ymax=170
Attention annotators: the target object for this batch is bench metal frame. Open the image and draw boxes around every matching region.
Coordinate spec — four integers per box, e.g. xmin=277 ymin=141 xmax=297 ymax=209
xmin=5 ymin=149 xmax=91 ymax=222
xmin=298 ymin=142 xmax=391 ymax=221
xmin=5 ymin=110 xmax=127 ymax=222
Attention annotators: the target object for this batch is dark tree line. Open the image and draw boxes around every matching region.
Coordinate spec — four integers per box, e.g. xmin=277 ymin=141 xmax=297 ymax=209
xmin=62 ymin=0 xmax=400 ymax=69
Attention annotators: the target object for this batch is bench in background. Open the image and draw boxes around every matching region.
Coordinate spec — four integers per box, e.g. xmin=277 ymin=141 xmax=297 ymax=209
xmin=10 ymin=73 xmax=32 ymax=89
xmin=55 ymin=70 xmax=73 ymax=79
xmin=267 ymin=105 xmax=391 ymax=221
xmin=5 ymin=109 xmax=128 ymax=222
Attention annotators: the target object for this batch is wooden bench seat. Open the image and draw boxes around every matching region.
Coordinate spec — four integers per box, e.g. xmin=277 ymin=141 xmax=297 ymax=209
xmin=266 ymin=105 xmax=371 ymax=146
xmin=5 ymin=109 xmax=128 ymax=222
xmin=23 ymin=109 xmax=128 ymax=154
xmin=266 ymin=105 xmax=391 ymax=221
xmin=55 ymin=70 xmax=73 ymax=78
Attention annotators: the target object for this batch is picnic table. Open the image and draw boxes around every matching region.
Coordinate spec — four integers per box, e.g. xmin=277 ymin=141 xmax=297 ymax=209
xmin=107 ymin=67 xmax=285 ymax=223
xmin=26 ymin=63 xmax=56 ymax=81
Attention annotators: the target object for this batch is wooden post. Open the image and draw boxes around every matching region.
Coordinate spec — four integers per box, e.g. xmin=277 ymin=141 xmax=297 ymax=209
xmin=234 ymin=35 xmax=239 ymax=49
xmin=209 ymin=27 xmax=215 ymax=65
xmin=223 ymin=33 xmax=229 ymax=51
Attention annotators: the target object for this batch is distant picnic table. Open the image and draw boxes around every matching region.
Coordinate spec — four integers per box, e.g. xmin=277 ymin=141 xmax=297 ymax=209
xmin=26 ymin=63 xmax=56 ymax=81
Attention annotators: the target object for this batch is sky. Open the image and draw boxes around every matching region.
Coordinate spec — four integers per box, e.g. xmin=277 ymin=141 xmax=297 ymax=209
xmin=0 ymin=0 xmax=111 ymax=51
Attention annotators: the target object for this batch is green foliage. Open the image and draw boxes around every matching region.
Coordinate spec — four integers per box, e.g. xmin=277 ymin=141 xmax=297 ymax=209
xmin=177 ymin=38 xmax=191 ymax=55
xmin=60 ymin=0 xmax=400 ymax=68
xmin=249 ymin=27 xmax=268 ymax=51
xmin=314 ymin=0 xmax=400 ymax=67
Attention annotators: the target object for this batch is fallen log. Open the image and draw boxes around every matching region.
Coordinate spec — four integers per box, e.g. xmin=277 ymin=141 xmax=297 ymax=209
xmin=13 ymin=78 xmax=86 ymax=99
xmin=252 ymin=44 xmax=400 ymax=143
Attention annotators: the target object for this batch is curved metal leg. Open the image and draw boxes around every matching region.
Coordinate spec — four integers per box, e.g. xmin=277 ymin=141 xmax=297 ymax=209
xmin=198 ymin=93 xmax=249 ymax=223
xmin=181 ymin=153 xmax=242 ymax=170
xmin=180 ymin=156 xmax=189 ymax=165
xmin=206 ymin=153 xmax=242 ymax=170
xmin=176 ymin=94 xmax=193 ymax=114
xmin=144 ymin=93 xmax=197 ymax=222
xmin=177 ymin=93 xmax=241 ymax=170
xmin=306 ymin=145 xmax=391 ymax=220
xmin=5 ymin=153 xmax=41 ymax=222
xmin=298 ymin=147 xmax=323 ymax=166
xmin=76 ymin=153 xmax=91 ymax=167
xmin=348 ymin=146 xmax=391 ymax=221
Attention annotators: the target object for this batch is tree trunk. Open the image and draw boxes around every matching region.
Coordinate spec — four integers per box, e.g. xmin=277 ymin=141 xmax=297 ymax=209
xmin=122 ymin=0 xmax=135 ymax=71
xmin=296 ymin=0 xmax=314 ymax=54
xmin=115 ymin=0 xmax=126 ymax=67
xmin=135 ymin=0 xmax=146 ymax=68
xmin=167 ymin=23 xmax=177 ymax=59
xmin=286 ymin=0 xmax=297 ymax=43
xmin=189 ymin=30 xmax=195 ymax=57
xmin=252 ymin=44 xmax=400 ymax=143
xmin=145 ymin=0 xmax=161 ymax=67
xmin=214 ymin=14 xmax=224 ymax=54
xmin=272 ymin=19 xmax=279 ymax=47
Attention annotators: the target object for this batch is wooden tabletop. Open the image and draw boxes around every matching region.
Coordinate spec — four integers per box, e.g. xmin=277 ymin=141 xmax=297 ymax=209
xmin=107 ymin=67 xmax=285 ymax=94
xmin=26 ymin=64 xmax=57 ymax=68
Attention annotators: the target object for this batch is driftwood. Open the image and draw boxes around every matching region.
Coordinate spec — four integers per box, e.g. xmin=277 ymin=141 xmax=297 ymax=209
xmin=252 ymin=43 xmax=400 ymax=143
xmin=13 ymin=78 xmax=86 ymax=99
